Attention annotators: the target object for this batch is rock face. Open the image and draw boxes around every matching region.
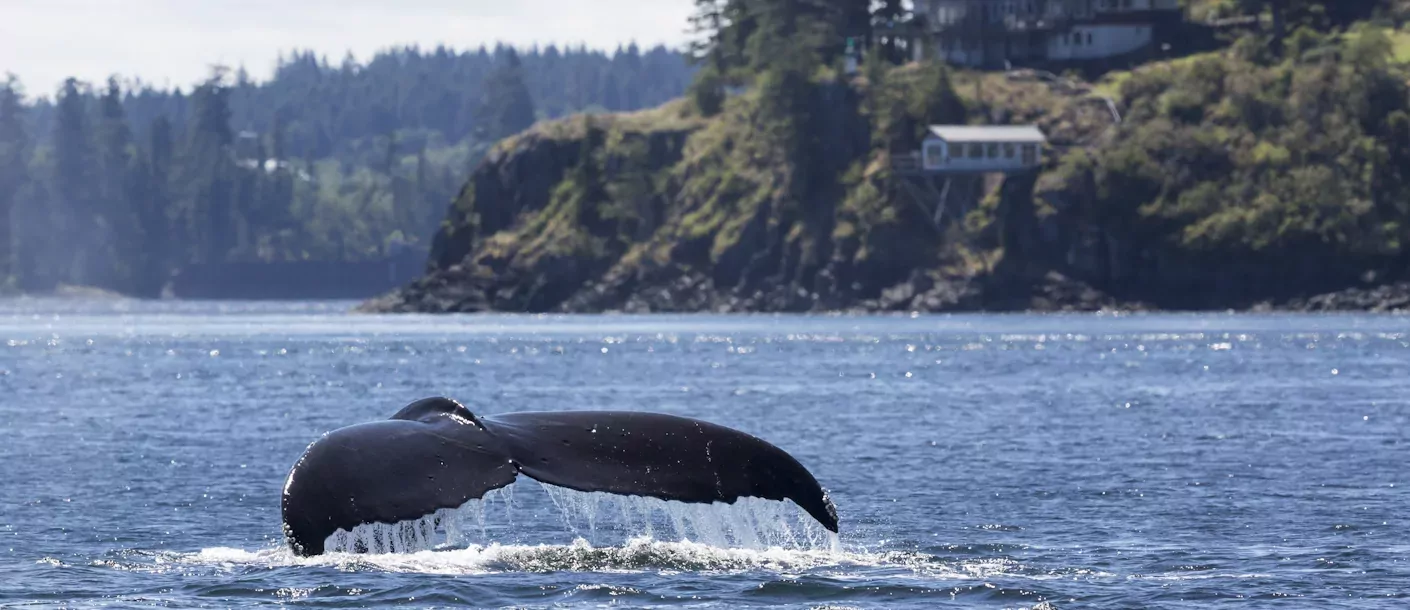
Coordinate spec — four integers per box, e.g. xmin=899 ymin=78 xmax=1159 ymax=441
xmin=359 ymin=64 xmax=1410 ymax=315
xmin=360 ymin=69 xmax=1140 ymax=315
xmin=1281 ymin=282 xmax=1410 ymax=313
xmin=362 ymin=102 xmax=710 ymax=314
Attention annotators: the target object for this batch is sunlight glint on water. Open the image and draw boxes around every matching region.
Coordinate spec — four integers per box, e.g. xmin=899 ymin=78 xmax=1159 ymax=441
xmin=10 ymin=306 xmax=1410 ymax=608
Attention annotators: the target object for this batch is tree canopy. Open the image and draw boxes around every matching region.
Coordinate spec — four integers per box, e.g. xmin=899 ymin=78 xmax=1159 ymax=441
xmin=0 ymin=44 xmax=696 ymax=295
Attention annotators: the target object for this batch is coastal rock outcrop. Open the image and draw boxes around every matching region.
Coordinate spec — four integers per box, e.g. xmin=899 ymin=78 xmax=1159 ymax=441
xmin=360 ymin=65 xmax=1133 ymax=315
xmin=362 ymin=44 xmax=1410 ymax=315
xmin=1282 ymin=282 xmax=1410 ymax=313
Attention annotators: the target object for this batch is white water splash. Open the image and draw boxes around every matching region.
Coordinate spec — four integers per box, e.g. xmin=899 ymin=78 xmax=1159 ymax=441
xmin=168 ymin=536 xmax=924 ymax=576
xmin=323 ymin=486 xmax=518 ymax=554
xmin=538 ymin=483 xmax=839 ymax=552
xmin=320 ymin=481 xmax=839 ymax=555
xmin=88 ymin=540 xmax=1120 ymax=584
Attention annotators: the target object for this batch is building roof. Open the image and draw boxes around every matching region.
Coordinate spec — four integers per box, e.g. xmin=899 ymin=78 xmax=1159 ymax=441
xmin=926 ymin=125 xmax=1046 ymax=143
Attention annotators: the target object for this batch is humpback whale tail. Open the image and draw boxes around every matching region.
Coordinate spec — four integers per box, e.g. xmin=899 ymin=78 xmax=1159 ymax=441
xmin=280 ymin=397 xmax=839 ymax=556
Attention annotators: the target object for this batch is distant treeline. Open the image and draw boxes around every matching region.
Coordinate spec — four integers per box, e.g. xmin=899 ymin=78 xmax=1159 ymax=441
xmin=0 ymin=43 xmax=696 ymax=296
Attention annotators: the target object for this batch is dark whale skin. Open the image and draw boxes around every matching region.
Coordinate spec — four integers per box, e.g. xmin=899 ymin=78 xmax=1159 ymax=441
xmin=280 ymin=397 xmax=838 ymax=556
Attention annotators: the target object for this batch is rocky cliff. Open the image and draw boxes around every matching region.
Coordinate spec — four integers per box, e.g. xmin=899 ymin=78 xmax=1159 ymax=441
xmin=361 ymin=39 xmax=1410 ymax=314
xmin=359 ymin=61 xmax=1130 ymax=314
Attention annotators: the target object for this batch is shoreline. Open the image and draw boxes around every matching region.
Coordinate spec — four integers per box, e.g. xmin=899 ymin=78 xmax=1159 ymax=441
xmin=6 ymin=278 xmax=1408 ymax=316
xmin=351 ymin=274 xmax=1410 ymax=316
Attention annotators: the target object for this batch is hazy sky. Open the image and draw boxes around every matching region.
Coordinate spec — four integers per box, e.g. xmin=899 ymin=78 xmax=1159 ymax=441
xmin=1 ymin=0 xmax=698 ymax=97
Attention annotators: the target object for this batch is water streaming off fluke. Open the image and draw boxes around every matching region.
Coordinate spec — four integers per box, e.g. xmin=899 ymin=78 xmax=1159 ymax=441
xmin=322 ymin=482 xmax=840 ymax=555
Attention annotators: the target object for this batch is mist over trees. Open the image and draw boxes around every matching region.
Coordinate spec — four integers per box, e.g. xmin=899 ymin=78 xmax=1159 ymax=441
xmin=0 ymin=42 xmax=694 ymax=295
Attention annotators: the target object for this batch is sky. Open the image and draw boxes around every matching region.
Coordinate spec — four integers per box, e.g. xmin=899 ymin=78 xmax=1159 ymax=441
xmin=0 ymin=0 xmax=698 ymax=98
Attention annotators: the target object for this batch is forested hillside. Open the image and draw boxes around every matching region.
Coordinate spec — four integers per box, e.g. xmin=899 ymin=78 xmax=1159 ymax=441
xmin=0 ymin=43 xmax=694 ymax=295
xmin=366 ymin=0 xmax=1410 ymax=314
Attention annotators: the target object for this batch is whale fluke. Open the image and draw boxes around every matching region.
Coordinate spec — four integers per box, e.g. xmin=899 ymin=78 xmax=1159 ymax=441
xmin=280 ymin=397 xmax=839 ymax=556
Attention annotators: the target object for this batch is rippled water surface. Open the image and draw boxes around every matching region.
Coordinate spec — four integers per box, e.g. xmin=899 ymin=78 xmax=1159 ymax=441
xmin=2 ymin=299 xmax=1408 ymax=608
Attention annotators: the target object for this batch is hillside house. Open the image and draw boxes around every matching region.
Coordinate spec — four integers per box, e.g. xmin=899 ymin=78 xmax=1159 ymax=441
xmin=911 ymin=0 xmax=1182 ymax=68
xmin=918 ymin=125 xmax=1047 ymax=173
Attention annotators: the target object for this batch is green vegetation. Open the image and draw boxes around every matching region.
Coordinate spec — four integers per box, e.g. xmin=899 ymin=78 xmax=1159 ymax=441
xmin=1344 ymin=24 xmax=1410 ymax=62
xmin=404 ymin=0 xmax=1010 ymax=312
xmin=354 ymin=0 xmax=1410 ymax=312
xmin=1049 ymin=22 xmax=1410 ymax=295
xmin=0 ymin=45 xmax=695 ymax=296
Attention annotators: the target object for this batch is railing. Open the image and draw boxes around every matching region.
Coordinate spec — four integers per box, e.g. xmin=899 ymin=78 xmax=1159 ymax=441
xmin=925 ymin=14 xmax=997 ymax=34
xmin=890 ymin=152 xmax=922 ymax=173
xmin=925 ymin=12 xmax=1071 ymax=34
xmin=1002 ymin=14 xmax=1071 ymax=32
xmin=889 ymin=149 xmax=1047 ymax=175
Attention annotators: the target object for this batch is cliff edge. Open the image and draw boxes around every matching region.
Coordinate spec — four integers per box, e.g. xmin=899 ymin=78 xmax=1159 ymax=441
xmin=359 ymin=60 xmax=1133 ymax=314
xmin=362 ymin=33 xmax=1410 ymax=314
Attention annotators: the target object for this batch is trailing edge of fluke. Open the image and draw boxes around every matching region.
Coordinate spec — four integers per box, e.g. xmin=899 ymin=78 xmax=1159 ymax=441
xmin=280 ymin=397 xmax=840 ymax=556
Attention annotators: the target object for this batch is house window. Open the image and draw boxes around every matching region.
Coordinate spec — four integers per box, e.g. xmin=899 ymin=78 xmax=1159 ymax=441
xmin=925 ymin=143 xmax=945 ymax=167
xmin=1087 ymin=32 xmax=1094 ymax=45
xmin=968 ymin=143 xmax=984 ymax=158
xmin=951 ymin=142 xmax=966 ymax=159
xmin=1021 ymin=144 xmax=1037 ymax=164
xmin=986 ymin=143 xmax=999 ymax=157
xmin=1004 ymin=143 xmax=1015 ymax=158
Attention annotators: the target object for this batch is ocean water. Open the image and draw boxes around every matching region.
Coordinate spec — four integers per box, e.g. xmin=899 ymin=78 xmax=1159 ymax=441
xmin=1 ymin=299 xmax=1407 ymax=609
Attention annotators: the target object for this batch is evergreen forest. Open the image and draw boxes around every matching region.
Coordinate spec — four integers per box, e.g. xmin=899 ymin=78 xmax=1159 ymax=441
xmin=0 ymin=43 xmax=694 ymax=295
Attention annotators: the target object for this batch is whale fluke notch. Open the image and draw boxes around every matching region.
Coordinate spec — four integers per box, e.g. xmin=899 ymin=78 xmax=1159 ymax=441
xmin=280 ymin=397 xmax=839 ymax=556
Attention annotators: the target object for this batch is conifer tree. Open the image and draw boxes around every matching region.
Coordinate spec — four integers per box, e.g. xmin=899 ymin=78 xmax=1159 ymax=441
xmin=184 ymin=69 xmax=237 ymax=264
xmin=478 ymin=49 xmax=537 ymax=142
xmin=53 ymin=77 xmax=95 ymax=284
xmin=128 ymin=116 xmax=175 ymax=297
xmin=2 ymin=41 xmax=696 ymax=293
xmin=96 ymin=77 xmax=138 ymax=290
xmin=0 ymin=76 xmax=27 ymax=284
xmin=688 ymin=0 xmax=728 ymax=67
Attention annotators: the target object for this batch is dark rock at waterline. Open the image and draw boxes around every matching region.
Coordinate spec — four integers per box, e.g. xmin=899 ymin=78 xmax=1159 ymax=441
xmin=358 ymin=253 xmax=1147 ymax=315
xmin=1280 ymin=282 xmax=1410 ymax=313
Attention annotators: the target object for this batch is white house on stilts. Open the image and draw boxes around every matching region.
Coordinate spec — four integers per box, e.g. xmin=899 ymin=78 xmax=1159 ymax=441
xmin=891 ymin=123 xmax=1048 ymax=230
xmin=921 ymin=125 xmax=1046 ymax=173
